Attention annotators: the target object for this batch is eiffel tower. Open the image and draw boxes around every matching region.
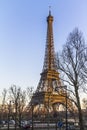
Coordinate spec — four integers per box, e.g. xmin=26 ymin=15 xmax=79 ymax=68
xmin=30 ymin=11 xmax=72 ymax=116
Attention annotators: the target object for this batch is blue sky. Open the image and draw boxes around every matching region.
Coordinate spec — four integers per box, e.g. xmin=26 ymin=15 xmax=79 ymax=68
xmin=0 ymin=0 xmax=87 ymax=96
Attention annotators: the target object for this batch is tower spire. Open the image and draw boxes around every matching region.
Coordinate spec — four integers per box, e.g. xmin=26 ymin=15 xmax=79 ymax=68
xmin=49 ymin=6 xmax=51 ymax=16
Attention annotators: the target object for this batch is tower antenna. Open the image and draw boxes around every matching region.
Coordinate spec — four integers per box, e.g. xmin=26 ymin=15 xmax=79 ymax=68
xmin=49 ymin=6 xmax=51 ymax=15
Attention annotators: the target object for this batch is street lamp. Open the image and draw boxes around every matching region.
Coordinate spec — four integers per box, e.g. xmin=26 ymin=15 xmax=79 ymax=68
xmin=31 ymin=103 xmax=34 ymax=130
xmin=8 ymin=101 xmax=11 ymax=130
xmin=55 ymin=85 xmax=68 ymax=130
xmin=47 ymin=92 xmax=50 ymax=130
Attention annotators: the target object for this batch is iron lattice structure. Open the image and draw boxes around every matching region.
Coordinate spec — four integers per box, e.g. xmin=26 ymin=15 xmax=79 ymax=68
xmin=36 ymin=11 xmax=61 ymax=93
xmin=30 ymin=11 xmax=73 ymax=117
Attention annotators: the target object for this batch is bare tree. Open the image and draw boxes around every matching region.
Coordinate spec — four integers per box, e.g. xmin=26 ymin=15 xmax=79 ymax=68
xmin=9 ymin=85 xmax=26 ymax=129
xmin=1 ymin=89 xmax=7 ymax=121
xmin=26 ymin=86 xmax=34 ymax=114
xmin=57 ymin=28 xmax=87 ymax=130
xmin=9 ymin=85 xmax=20 ymax=130
xmin=82 ymin=98 xmax=87 ymax=109
xmin=26 ymin=86 xmax=34 ymax=103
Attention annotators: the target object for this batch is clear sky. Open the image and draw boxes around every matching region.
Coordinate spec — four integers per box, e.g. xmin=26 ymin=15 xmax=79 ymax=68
xmin=0 ymin=0 xmax=87 ymax=96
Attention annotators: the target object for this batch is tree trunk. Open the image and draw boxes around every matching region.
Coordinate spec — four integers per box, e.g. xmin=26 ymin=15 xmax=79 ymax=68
xmin=75 ymin=87 xmax=84 ymax=130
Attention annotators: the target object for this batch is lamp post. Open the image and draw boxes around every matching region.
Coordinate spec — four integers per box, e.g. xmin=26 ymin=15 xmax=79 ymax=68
xmin=55 ymin=85 xmax=68 ymax=130
xmin=8 ymin=101 xmax=11 ymax=130
xmin=47 ymin=91 xmax=52 ymax=130
xmin=65 ymin=86 xmax=68 ymax=130
xmin=47 ymin=93 xmax=50 ymax=130
xmin=14 ymin=100 xmax=18 ymax=130
xmin=31 ymin=103 xmax=34 ymax=130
